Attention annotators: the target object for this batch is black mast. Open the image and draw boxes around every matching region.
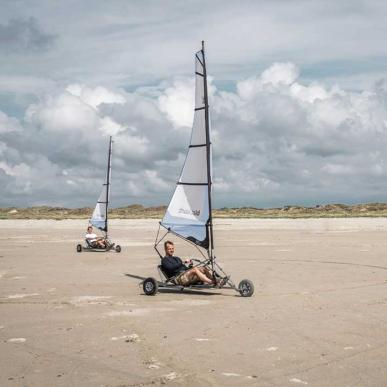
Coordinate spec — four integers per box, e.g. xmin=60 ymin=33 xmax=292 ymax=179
xmin=201 ymin=41 xmax=214 ymax=258
xmin=105 ymin=136 xmax=112 ymax=235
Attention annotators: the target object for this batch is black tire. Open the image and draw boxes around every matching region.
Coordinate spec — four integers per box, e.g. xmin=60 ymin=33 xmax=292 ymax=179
xmin=143 ymin=277 xmax=158 ymax=296
xmin=115 ymin=245 xmax=121 ymax=253
xmin=238 ymin=279 xmax=254 ymax=297
xmin=76 ymin=244 xmax=82 ymax=253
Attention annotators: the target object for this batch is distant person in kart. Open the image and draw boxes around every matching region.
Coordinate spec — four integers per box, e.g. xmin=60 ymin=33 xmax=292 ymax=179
xmin=161 ymin=240 xmax=215 ymax=286
xmin=85 ymin=226 xmax=107 ymax=249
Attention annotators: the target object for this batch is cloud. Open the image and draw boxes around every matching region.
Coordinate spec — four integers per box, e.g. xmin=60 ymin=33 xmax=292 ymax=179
xmin=2 ymin=1 xmax=387 ymax=208
xmin=158 ymin=78 xmax=195 ymax=128
xmin=0 ymin=82 xmax=187 ymax=206
xmin=2 ymin=1 xmax=387 ymax=99
xmin=66 ymin=84 xmax=126 ymax=109
xmin=0 ymin=111 xmax=21 ymax=134
xmin=0 ymin=17 xmax=56 ymax=53
xmin=2 ymin=61 xmax=387 ymax=207
xmin=208 ymin=62 xmax=387 ymax=205
xmin=238 ymin=62 xmax=299 ymax=101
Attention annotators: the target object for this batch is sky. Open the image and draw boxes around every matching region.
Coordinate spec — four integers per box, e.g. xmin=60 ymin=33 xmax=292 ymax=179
xmin=1 ymin=0 xmax=387 ymax=208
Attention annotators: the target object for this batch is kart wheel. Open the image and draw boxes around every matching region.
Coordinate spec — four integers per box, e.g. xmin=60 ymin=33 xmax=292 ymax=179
xmin=76 ymin=244 xmax=82 ymax=253
xmin=115 ymin=245 xmax=121 ymax=253
xmin=238 ymin=279 xmax=254 ymax=297
xmin=143 ymin=277 xmax=158 ymax=296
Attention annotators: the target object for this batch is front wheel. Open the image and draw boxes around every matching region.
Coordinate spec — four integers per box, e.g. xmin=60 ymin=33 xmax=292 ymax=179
xmin=143 ymin=277 xmax=158 ymax=296
xmin=115 ymin=245 xmax=121 ymax=253
xmin=76 ymin=244 xmax=82 ymax=253
xmin=238 ymin=279 xmax=254 ymax=297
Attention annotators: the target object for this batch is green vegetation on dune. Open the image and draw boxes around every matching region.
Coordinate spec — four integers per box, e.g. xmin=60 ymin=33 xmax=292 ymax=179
xmin=2 ymin=203 xmax=387 ymax=219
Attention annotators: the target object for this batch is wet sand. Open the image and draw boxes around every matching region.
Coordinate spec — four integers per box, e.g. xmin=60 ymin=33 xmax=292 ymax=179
xmin=0 ymin=219 xmax=387 ymax=386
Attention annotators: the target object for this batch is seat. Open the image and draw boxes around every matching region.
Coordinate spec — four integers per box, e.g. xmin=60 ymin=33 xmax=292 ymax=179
xmin=85 ymin=239 xmax=94 ymax=248
xmin=157 ymin=265 xmax=172 ymax=280
xmin=85 ymin=239 xmax=101 ymax=249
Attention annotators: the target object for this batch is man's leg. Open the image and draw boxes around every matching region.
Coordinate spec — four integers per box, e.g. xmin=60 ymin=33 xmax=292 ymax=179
xmin=200 ymin=266 xmax=212 ymax=278
xmin=191 ymin=267 xmax=213 ymax=284
xmin=175 ymin=270 xmax=198 ymax=286
xmin=196 ymin=267 xmax=215 ymax=283
xmin=97 ymin=240 xmax=105 ymax=248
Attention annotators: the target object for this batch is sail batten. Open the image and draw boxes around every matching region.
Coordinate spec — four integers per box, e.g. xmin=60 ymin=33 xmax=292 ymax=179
xmin=160 ymin=43 xmax=212 ymax=249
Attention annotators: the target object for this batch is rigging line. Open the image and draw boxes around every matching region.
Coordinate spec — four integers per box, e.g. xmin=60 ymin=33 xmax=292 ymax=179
xmin=195 ymin=72 xmax=204 ymax=77
xmin=154 ymin=223 xmax=161 ymax=246
xmin=157 ymin=231 xmax=169 ymax=246
xmin=154 ymin=226 xmax=169 ymax=251
xmin=195 ymin=107 xmax=205 ymax=111
xmin=195 ymin=244 xmax=208 ymax=260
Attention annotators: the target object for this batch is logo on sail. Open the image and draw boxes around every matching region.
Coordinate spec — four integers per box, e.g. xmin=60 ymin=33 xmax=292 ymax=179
xmin=179 ymin=208 xmax=200 ymax=216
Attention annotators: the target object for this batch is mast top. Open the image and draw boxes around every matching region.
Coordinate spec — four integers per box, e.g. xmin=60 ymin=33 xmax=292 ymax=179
xmin=202 ymin=40 xmax=205 ymax=51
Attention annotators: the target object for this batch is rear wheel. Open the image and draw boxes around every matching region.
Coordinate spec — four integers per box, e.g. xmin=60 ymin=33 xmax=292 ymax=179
xmin=143 ymin=277 xmax=158 ymax=296
xmin=115 ymin=245 xmax=121 ymax=253
xmin=238 ymin=279 xmax=254 ymax=297
xmin=76 ymin=244 xmax=82 ymax=253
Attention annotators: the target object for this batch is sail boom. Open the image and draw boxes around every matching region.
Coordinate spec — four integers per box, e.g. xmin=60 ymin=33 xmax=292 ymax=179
xmin=160 ymin=221 xmax=209 ymax=249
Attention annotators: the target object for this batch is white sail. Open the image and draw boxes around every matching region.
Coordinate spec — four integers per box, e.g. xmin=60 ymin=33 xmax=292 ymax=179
xmin=161 ymin=47 xmax=211 ymax=248
xmin=90 ymin=137 xmax=112 ymax=232
xmin=90 ymin=185 xmax=108 ymax=231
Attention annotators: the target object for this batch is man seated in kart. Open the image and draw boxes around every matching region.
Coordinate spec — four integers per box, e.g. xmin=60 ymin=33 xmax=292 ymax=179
xmin=161 ymin=240 xmax=215 ymax=286
xmin=85 ymin=226 xmax=107 ymax=249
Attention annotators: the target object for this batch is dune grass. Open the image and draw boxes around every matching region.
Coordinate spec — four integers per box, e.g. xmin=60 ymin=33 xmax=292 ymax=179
xmin=2 ymin=203 xmax=387 ymax=219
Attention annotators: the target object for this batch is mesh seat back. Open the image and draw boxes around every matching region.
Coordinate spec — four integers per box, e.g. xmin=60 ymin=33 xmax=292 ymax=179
xmin=158 ymin=265 xmax=172 ymax=279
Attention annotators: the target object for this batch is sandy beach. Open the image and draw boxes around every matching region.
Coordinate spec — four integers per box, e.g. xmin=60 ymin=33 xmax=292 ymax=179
xmin=0 ymin=218 xmax=386 ymax=386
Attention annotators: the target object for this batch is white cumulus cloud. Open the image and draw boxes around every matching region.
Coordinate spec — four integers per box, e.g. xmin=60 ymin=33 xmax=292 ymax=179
xmin=2 ymin=62 xmax=387 ymax=207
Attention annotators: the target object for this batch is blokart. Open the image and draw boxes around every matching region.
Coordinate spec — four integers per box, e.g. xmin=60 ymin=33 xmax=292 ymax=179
xmin=76 ymin=237 xmax=121 ymax=253
xmin=76 ymin=136 xmax=121 ymax=254
xmin=141 ymin=42 xmax=254 ymax=297
xmin=142 ymin=234 xmax=254 ymax=297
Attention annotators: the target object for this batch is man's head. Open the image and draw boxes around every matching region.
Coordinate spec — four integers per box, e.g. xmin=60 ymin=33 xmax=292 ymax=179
xmin=87 ymin=226 xmax=93 ymax=233
xmin=164 ymin=240 xmax=174 ymax=256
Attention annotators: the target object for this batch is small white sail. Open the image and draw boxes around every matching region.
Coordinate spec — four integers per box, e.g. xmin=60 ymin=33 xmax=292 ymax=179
xmin=161 ymin=47 xmax=211 ymax=248
xmin=90 ymin=137 xmax=112 ymax=232
xmin=90 ymin=185 xmax=108 ymax=231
